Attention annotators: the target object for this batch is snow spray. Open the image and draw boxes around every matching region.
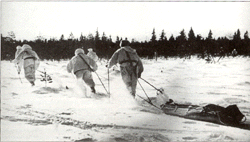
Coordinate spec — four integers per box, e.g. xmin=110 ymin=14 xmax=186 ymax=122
xmin=73 ymin=78 xmax=88 ymax=98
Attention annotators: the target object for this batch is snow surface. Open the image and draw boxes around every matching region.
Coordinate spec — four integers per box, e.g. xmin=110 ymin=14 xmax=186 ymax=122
xmin=1 ymin=56 xmax=250 ymax=141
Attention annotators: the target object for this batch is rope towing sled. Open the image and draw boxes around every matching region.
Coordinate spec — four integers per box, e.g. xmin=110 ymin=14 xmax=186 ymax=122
xmin=137 ymin=78 xmax=250 ymax=130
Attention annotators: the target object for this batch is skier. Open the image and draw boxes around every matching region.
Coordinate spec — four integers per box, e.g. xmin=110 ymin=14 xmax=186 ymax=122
xmin=87 ymin=48 xmax=98 ymax=62
xmin=13 ymin=44 xmax=40 ymax=86
xmin=232 ymin=49 xmax=237 ymax=57
xmin=107 ymin=40 xmax=144 ymax=97
xmin=217 ymin=46 xmax=226 ymax=62
xmin=14 ymin=45 xmax=23 ymax=74
xmin=67 ymin=48 xmax=98 ymax=94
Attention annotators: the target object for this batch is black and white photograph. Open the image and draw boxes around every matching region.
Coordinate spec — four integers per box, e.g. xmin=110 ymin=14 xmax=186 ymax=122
xmin=1 ymin=1 xmax=250 ymax=141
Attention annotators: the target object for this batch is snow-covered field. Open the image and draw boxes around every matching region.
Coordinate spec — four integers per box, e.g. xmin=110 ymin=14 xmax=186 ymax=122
xmin=1 ymin=56 xmax=250 ymax=141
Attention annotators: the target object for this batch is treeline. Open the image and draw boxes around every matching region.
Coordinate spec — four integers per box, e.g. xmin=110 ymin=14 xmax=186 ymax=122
xmin=1 ymin=28 xmax=250 ymax=60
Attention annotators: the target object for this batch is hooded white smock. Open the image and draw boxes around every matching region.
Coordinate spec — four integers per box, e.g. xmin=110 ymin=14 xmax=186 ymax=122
xmin=67 ymin=48 xmax=98 ymax=88
xmin=67 ymin=51 xmax=98 ymax=74
xmin=15 ymin=46 xmax=22 ymax=58
xmin=87 ymin=49 xmax=98 ymax=62
xmin=107 ymin=46 xmax=144 ymax=96
xmin=13 ymin=44 xmax=40 ymax=72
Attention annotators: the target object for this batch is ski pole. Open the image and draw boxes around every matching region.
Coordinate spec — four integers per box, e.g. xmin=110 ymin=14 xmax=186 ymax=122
xmin=136 ymin=95 xmax=161 ymax=110
xmin=94 ymin=71 xmax=109 ymax=95
xmin=139 ymin=78 xmax=162 ymax=93
xmin=107 ymin=56 xmax=110 ymax=97
xmin=44 ymin=68 xmax=47 ymax=87
xmin=37 ymin=70 xmax=42 ymax=73
xmin=18 ymin=73 xmax=22 ymax=83
xmin=78 ymin=55 xmax=109 ymax=94
xmin=15 ymin=65 xmax=22 ymax=83
xmin=138 ymin=80 xmax=152 ymax=103
xmin=107 ymin=67 xmax=110 ymax=97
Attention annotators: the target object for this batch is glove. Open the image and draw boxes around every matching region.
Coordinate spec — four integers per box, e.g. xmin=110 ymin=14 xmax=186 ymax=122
xmin=138 ymin=72 xmax=142 ymax=78
xmin=17 ymin=68 xmax=21 ymax=74
xmin=105 ymin=64 xmax=109 ymax=68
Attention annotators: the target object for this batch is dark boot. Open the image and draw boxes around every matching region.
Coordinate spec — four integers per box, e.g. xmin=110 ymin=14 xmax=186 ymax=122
xmin=31 ymin=81 xmax=35 ymax=86
xmin=131 ymin=92 xmax=136 ymax=98
xmin=91 ymin=87 xmax=96 ymax=93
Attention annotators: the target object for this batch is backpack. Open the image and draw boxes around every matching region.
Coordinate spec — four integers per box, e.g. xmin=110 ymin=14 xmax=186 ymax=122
xmin=124 ymin=50 xmax=138 ymax=78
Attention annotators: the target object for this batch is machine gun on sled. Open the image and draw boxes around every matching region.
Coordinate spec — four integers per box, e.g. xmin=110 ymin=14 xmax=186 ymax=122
xmin=137 ymin=78 xmax=249 ymax=130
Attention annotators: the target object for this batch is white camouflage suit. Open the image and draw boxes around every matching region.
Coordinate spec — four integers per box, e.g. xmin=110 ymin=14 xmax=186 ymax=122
xmin=87 ymin=48 xmax=98 ymax=62
xmin=67 ymin=48 xmax=98 ymax=89
xmin=13 ymin=44 xmax=40 ymax=85
xmin=108 ymin=41 xmax=144 ymax=97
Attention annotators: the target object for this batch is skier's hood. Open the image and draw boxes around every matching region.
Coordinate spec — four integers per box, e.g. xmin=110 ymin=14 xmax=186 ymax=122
xmin=22 ymin=44 xmax=32 ymax=51
xmin=75 ymin=48 xmax=85 ymax=56
xmin=121 ymin=46 xmax=136 ymax=53
xmin=21 ymin=44 xmax=40 ymax=59
xmin=16 ymin=46 xmax=22 ymax=50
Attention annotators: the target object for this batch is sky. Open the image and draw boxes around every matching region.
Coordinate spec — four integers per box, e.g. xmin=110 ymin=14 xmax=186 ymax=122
xmin=2 ymin=2 xmax=250 ymax=42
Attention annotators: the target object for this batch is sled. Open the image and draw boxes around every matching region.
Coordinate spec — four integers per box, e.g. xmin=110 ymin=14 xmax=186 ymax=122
xmin=137 ymin=96 xmax=250 ymax=130
xmin=161 ymin=103 xmax=250 ymax=130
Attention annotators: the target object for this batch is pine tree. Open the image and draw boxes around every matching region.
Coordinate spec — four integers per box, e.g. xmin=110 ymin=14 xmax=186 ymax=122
xmin=188 ymin=27 xmax=197 ymax=54
xmin=205 ymin=30 xmax=216 ymax=56
xmin=176 ymin=29 xmax=187 ymax=57
xmin=244 ymin=31 xmax=249 ymax=40
xmin=188 ymin=27 xmax=196 ymax=41
xmin=150 ymin=28 xmax=158 ymax=56
xmin=207 ymin=30 xmax=213 ymax=40
xmin=196 ymin=34 xmax=204 ymax=56
xmin=233 ymin=29 xmax=241 ymax=40
xmin=60 ymin=34 xmax=65 ymax=41
xmin=80 ymin=33 xmax=84 ymax=41
xmin=243 ymin=31 xmax=250 ymax=55
xmin=177 ymin=29 xmax=187 ymax=41
xmin=232 ymin=29 xmax=242 ymax=53
xmin=159 ymin=29 xmax=166 ymax=41
xmin=168 ymin=34 xmax=176 ymax=56
xmin=157 ymin=29 xmax=167 ymax=55
xmin=150 ymin=28 xmax=157 ymax=42
xmin=169 ymin=34 xmax=175 ymax=42
xmin=95 ymin=28 xmax=100 ymax=41
xmin=116 ymin=36 xmax=120 ymax=44
xmin=109 ymin=35 xmax=112 ymax=43
xmin=101 ymin=32 xmax=107 ymax=41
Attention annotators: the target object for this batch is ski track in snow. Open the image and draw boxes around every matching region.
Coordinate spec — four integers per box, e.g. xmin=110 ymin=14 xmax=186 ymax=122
xmin=1 ymin=56 xmax=250 ymax=141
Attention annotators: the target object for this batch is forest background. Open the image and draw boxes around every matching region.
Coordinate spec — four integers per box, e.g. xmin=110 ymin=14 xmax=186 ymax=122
xmin=2 ymin=28 xmax=250 ymax=60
